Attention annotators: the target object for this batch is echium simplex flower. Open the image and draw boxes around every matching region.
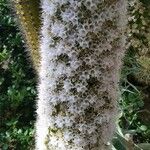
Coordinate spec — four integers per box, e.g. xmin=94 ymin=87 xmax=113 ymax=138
xmin=12 ymin=0 xmax=41 ymax=71
xmin=128 ymin=0 xmax=150 ymax=85
xmin=36 ymin=0 xmax=127 ymax=150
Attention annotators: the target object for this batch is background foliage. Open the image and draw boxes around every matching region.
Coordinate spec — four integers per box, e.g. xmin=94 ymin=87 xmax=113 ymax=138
xmin=0 ymin=0 xmax=36 ymax=149
xmin=0 ymin=0 xmax=149 ymax=149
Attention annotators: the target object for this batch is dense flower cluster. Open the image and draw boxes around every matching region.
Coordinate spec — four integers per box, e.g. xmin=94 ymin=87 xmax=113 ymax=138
xmin=12 ymin=0 xmax=41 ymax=70
xmin=36 ymin=0 xmax=127 ymax=150
xmin=128 ymin=0 xmax=150 ymax=84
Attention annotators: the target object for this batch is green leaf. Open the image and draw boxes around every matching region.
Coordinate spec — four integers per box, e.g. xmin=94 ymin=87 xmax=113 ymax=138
xmin=112 ymin=136 xmax=126 ymax=150
xmin=139 ymin=125 xmax=148 ymax=131
xmin=134 ymin=143 xmax=150 ymax=150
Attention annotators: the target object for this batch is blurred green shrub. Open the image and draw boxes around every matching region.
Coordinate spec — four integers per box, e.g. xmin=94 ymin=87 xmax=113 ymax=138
xmin=0 ymin=0 xmax=36 ymax=149
xmin=118 ymin=0 xmax=150 ymax=148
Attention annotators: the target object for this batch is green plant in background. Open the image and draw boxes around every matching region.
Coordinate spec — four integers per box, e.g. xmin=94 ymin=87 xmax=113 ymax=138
xmin=116 ymin=1 xmax=150 ymax=149
xmin=0 ymin=118 xmax=35 ymax=150
xmin=0 ymin=0 xmax=36 ymax=149
xmin=127 ymin=1 xmax=150 ymax=139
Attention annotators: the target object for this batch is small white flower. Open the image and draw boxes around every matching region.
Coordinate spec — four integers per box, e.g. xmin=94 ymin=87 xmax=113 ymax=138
xmin=51 ymin=22 xmax=65 ymax=37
